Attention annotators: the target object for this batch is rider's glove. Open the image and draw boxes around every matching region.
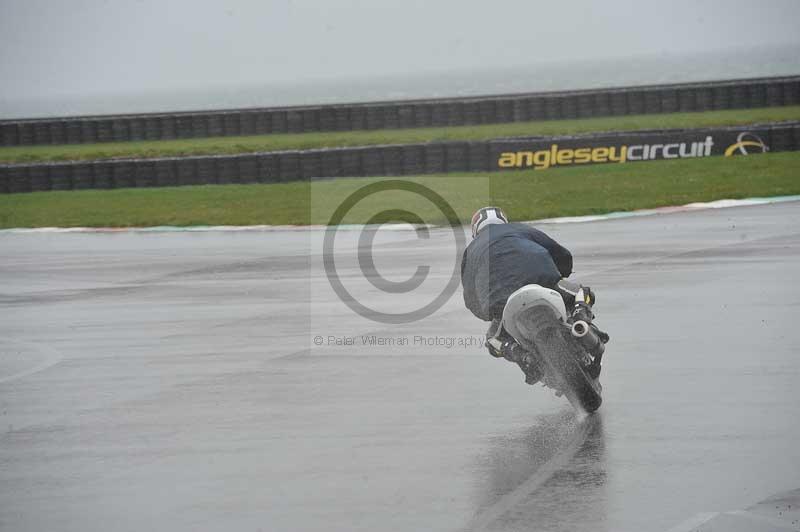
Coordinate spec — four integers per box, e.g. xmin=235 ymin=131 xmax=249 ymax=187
xmin=581 ymin=286 xmax=596 ymax=307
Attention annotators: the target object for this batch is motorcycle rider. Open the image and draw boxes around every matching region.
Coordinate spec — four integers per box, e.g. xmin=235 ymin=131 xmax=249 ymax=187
xmin=460 ymin=206 xmax=602 ymax=385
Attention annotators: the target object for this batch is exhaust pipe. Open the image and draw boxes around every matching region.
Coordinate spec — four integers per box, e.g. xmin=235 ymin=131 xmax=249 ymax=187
xmin=571 ymin=320 xmax=605 ymax=358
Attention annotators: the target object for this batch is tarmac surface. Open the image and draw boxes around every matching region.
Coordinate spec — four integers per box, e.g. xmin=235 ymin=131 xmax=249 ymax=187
xmin=1 ymin=201 xmax=799 ymax=532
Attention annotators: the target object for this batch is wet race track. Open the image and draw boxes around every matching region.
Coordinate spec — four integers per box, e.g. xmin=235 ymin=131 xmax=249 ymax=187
xmin=2 ymin=201 xmax=800 ymax=531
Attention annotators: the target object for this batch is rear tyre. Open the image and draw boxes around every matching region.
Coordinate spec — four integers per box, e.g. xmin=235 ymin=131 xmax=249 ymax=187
xmin=514 ymin=306 xmax=603 ymax=412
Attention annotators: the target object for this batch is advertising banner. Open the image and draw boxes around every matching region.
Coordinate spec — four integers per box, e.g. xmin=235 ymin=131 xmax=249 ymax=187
xmin=490 ymin=125 xmax=781 ymax=172
xmin=1 ymin=122 xmax=798 ymax=193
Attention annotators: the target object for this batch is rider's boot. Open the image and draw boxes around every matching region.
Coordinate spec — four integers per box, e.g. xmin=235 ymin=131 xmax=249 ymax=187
xmin=519 ymin=352 xmax=544 ymax=385
xmin=587 ymin=360 xmax=602 ymax=379
xmin=485 ymin=319 xmax=504 ymax=358
xmin=486 ymin=335 xmax=543 ymax=385
xmin=583 ymin=322 xmax=607 ymax=379
xmin=485 ymin=336 xmax=505 ymax=358
xmin=501 ymin=341 xmax=543 ymax=385
xmin=485 ymin=318 xmax=545 ymax=385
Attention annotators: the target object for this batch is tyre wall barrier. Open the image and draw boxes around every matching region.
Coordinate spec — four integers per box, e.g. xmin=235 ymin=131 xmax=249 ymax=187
xmin=1 ymin=76 xmax=798 ymax=147
xmin=2 ymin=122 xmax=797 ymax=194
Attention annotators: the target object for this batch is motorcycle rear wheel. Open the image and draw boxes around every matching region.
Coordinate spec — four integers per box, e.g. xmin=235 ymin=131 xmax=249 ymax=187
xmin=514 ymin=306 xmax=603 ymax=413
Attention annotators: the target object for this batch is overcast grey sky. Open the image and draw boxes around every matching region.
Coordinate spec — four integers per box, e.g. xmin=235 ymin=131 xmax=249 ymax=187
xmin=1 ymin=0 xmax=799 ymax=115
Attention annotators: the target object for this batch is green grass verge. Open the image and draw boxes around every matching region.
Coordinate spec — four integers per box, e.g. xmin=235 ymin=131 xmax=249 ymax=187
xmin=1 ymin=152 xmax=798 ymax=229
xmin=2 ymin=106 xmax=800 ymax=164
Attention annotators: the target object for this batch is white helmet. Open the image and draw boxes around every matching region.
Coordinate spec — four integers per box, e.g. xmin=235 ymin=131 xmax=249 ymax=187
xmin=471 ymin=206 xmax=508 ymax=238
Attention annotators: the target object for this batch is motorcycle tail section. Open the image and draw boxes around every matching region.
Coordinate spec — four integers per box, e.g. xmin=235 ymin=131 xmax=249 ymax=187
xmin=501 ymin=284 xmax=603 ymax=413
xmin=501 ymin=284 xmax=568 ymax=339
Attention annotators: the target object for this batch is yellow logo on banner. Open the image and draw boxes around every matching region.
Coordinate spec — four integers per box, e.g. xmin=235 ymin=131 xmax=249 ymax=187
xmin=497 ymin=137 xmax=715 ymax=170
xmin=724 ymin=132 xmax=769 ymax=157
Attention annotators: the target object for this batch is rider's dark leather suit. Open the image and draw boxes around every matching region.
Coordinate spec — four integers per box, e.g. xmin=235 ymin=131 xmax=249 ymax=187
xmin=460 ymin=223 xmax=573 ymax=322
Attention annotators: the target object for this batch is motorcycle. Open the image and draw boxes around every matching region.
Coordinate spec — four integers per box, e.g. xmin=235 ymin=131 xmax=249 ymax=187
xmin=495 ymin=281 xmax=608 ymax=413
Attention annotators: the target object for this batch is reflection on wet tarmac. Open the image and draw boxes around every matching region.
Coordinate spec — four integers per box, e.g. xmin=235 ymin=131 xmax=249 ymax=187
xmin=468 ymin=410 xmax=606 ymax=531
